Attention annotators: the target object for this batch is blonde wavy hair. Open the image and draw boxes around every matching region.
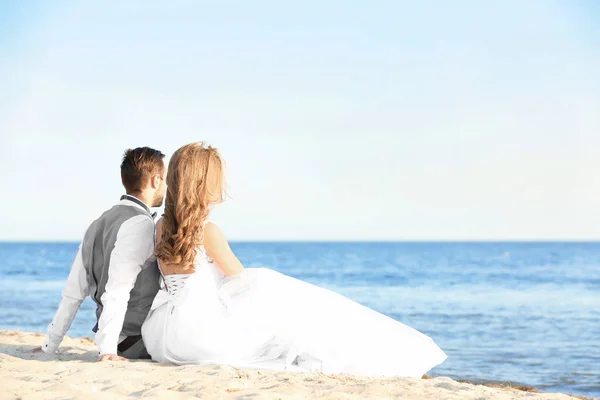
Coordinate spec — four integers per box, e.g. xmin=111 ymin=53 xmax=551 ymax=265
xmin=156 ymin=142 xmax=225 ymax=272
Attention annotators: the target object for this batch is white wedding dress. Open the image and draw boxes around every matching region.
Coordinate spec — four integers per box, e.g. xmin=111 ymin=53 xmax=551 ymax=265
xmin=141 ymin=234 xmax=447 ymax=377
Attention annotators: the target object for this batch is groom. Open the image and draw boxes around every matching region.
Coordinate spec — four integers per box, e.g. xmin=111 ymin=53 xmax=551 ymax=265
xmin=31 ymin=147 xmax=166 ymax=361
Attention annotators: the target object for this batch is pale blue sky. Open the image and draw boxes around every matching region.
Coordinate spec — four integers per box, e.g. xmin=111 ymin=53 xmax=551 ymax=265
xmin=1 ymin=1 xmax=599 ymax=241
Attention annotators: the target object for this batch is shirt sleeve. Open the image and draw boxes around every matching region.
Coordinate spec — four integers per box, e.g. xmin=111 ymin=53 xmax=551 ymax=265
xmin=42 ymin=245 xmax=89 ymax=353
xmin=94 ymin=215 xmax=155 ymax=355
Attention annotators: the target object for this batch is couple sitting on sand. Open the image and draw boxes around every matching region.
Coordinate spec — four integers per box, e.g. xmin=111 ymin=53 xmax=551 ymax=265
xmin=33 ymin=142 xmax=447 ymax=377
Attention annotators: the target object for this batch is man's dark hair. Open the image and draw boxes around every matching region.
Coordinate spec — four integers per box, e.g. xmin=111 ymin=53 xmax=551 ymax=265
xmin=120 ymin=147 xmax=165 ymax=194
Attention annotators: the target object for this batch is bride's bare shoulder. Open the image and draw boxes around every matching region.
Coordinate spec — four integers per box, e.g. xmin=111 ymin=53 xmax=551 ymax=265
xmin=203 ymin=220 xmax=221 ymax=237
xmin=203 ymin=221 xmax=228 ymax=248
xmin=202 ymin=221 xmax=243 ymax=275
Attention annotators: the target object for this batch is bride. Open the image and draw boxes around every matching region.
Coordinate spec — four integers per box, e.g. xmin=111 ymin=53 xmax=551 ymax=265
xmin=141 ymin=142 xmax=447 ymax=377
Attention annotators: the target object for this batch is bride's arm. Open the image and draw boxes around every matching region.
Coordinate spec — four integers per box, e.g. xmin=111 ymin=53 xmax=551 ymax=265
xmin=203 ymin=222 xmax=244 ymax=276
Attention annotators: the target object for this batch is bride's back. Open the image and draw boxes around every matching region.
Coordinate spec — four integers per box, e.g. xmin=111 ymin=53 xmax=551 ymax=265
xmin=155 ymin=218 xmax=204 ymax=276
xmin=154 ymin=218 xmax=224 ymax=296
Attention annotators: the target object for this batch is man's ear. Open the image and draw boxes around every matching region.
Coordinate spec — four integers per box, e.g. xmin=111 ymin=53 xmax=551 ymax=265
xmin=151 ymin=175 xmax=161 ymax=189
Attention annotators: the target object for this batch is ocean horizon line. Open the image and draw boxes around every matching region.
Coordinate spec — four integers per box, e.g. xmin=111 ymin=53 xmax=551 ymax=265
xmin=2 ymin=239 xmax=600 ymax=244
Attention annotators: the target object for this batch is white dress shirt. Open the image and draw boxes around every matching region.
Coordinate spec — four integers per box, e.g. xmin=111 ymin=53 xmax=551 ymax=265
xmin=42 ymin=198 xmax=155 ymax=355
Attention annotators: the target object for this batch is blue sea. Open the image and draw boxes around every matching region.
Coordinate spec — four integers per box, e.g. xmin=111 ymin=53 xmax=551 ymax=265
xmin=0 ymin=242 xmax=598 ymax=397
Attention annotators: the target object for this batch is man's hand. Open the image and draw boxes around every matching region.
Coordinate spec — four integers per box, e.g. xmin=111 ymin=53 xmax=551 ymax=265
xmin=96 ymin=353 xmax=128 ymax=362
xmin=25 ymin=346 xmax=45 ymax=354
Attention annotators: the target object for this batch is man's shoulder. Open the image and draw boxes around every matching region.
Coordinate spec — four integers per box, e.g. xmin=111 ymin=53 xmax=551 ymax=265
xmin=83 ymin=206 xmax=153 ymax=240
xmin=105 ymin=204 xmax=152 ymax=222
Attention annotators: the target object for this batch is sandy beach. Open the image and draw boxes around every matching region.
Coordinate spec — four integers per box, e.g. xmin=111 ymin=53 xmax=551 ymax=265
xmin=0 ymin=330 xmax=590 ymax=400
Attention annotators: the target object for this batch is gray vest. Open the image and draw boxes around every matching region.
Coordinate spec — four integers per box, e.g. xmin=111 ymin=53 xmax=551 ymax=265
xmin=80 ymin=200 xmax=161 ymax=338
